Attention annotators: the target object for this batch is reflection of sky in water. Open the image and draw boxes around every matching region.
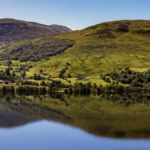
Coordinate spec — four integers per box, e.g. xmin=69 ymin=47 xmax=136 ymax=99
xmin=0 ymin=121 xmax=150 ymax=150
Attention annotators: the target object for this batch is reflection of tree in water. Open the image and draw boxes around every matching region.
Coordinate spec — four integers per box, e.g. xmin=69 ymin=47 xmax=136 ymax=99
xmin=101 ymin=93 xmax=150 ymax=106
xmin=0 ymin=95 xmax=70 ymax=128
xmin=1 ymin=94 xmax=150 ymax=139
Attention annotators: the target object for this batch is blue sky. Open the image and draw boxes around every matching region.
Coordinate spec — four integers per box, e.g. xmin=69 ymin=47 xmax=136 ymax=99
xmin=0 ymin=0 xmax=149 ymax=30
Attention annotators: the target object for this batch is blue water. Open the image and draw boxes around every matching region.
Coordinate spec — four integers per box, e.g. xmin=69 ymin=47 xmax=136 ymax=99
xmin=0 ymin=121 xmax=150 ymax=150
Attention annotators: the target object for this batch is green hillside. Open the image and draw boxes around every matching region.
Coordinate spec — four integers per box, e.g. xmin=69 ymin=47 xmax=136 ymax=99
xmin=28 ymin=20 xmax=150 ymax=77
xmin=0 ymin=20 xmax=150 ymax=84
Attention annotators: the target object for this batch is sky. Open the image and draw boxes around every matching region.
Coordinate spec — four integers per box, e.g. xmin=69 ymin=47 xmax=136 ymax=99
xmin=0 ymin=0 xmax=150 ymax=30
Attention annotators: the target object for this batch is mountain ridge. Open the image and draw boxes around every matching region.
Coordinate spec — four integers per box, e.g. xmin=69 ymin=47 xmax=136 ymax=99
xmin=0 ymin=18 xmax=72 ymax=44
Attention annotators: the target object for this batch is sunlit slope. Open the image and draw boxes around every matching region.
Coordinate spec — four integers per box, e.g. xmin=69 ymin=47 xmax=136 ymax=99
xmin=3 ymin=20 xmax=150 ymax=77
xmin=28 ymin=20 xmax=150 ymax=77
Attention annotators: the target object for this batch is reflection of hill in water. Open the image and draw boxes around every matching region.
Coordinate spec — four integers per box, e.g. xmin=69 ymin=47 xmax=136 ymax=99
xmin=0 ymin=96 xmax=70 ymax=128
xmin=0 ymin=94 xmax=150 ymax=139
xmin=0 ymin=104 xmax=34 ymax=127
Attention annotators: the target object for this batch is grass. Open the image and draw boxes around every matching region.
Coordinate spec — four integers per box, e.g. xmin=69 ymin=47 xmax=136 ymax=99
xmin=67 ymin=76 xmax=107 ymax=86
xmin=27 ymin=20 xmax=150 ymax=79
xmin=0 ymin=20 xmax=150 ymax=84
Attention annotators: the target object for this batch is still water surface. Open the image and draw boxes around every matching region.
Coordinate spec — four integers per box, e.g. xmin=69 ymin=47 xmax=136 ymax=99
xmin=0 ymin=94 xmax=150 ymax=150
xmin=0 ymin=121 xmax=150 ymax=150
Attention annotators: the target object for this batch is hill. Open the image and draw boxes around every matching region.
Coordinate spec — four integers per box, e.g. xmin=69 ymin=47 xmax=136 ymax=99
xmin=0 ymin=18 xmax=71 ymax=44
xmin=27 ymin=20 xmax=150 ymax=78
xmin=0 ymin=20 xmax=150 ymax=83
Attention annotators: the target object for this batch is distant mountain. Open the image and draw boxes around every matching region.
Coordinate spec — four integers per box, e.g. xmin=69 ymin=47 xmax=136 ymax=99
xmin=49 ymin=24 xmax=72 ymax=34
xmin=0 ymin=18 xmax=72 ymax=44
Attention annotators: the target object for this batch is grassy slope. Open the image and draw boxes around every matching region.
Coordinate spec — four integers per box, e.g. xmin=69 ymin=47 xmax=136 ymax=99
xmin=0 ymin=20 xmax=150 ymax=85
xmin=28 ymin=20 xmax=150 ymax=79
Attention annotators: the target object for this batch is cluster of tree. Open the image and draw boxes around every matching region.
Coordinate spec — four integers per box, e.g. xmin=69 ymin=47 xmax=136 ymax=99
xmin=20 ymin=80 xmax=39 ymax=86
xmin=0 ymin=86 xmax=15 ymax=95
xmin=103 ymin=83 xmax=150 ymax=94
xmin=59 ymin=68 xmax=67 ymax=79
xmin=16 ymin=86 xmax=47 ymax=95
xmin=47 ymin=81 xmax=109 ymax=96
xmin=0 ymin=68 xmax=16 ymax=82
xmin=0 ymin=38 xmax=73 ymax=62
xmin=101 ymin=68 xmax=150 ymax=88
xmin=0 ymin=85 xmax=48 ymax=95
xmin=17 ymin=64 xmax=32 ymax=73
xmin=59 ymin=62 xmax=71 ymax=79
xmin=64 ymin=82 xmax=103 ymax=96
xmin=101 ymin=92 xmax=150 ymax=105
xmin=48 ymin=80 xmax=67 ymax=93
xmin=33 ymin=74 xmax=42 ymax=80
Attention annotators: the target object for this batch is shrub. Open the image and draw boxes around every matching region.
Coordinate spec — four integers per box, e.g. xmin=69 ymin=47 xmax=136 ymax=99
xmin=40 ymin=81 xmax=47 ymax=86
xmin=117 ymin=24 xmax=129 ymax=32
